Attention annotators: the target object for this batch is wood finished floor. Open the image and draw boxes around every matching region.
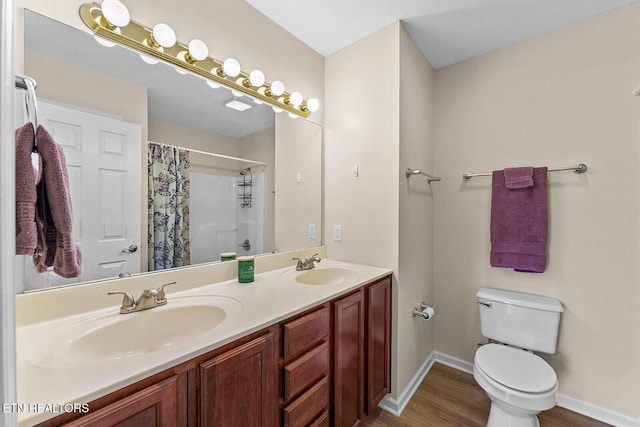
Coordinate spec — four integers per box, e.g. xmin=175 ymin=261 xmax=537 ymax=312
xmin=363 ymin=363 xmax=612 ymax=427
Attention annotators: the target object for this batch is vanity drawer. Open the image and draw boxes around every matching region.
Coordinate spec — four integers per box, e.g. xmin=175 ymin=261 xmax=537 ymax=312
xmin=309 ymin=410 xmax=329 ymax=427
xmin=284 ymin=341 xmax=329 ymax=401
xmin=283 ymin=306 xmax=329 ymax=359
xmin=283 ymin=377 xmax=329 ymax=427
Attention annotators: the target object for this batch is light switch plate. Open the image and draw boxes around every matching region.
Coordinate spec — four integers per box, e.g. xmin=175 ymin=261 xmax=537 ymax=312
xmin=333 ymin=224 xmax=342 ymax=241
xmin=308 ymin=224 xmax=316 ymax=239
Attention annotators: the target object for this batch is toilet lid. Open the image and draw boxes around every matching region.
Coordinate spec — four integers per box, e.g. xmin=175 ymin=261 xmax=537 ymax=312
xmin=475 ymin=344 xmax=557 ymax=393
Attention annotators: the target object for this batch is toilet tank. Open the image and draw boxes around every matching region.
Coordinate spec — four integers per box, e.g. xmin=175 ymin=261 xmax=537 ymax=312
xmin=477 ymin=288 xmax=563 ymax=354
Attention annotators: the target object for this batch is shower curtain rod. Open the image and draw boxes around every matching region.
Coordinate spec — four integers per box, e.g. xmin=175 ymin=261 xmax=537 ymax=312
xmin=462 ymin=163 xmax=587 ymax=181
xmin=149 ymin=141 xmax=268 ymax=167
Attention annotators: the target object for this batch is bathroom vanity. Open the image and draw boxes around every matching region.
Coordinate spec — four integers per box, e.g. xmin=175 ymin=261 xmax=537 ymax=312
xmin=17 ymin=254 xmax=391 ymax=427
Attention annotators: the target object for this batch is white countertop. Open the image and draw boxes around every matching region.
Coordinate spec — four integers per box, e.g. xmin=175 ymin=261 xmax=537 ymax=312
xmin=16 ymin=259 xmax=391 ymax=426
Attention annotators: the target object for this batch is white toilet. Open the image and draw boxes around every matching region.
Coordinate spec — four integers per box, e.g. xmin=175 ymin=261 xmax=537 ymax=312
xmin=473 ymin=287 xmax=563 ymax=427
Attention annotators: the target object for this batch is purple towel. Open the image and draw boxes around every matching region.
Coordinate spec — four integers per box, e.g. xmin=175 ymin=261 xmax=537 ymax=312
xmin=15 ymin=123 xmax=39 ymax=255
xmin=490 ymin=167 xmax=548 ymax=273
xmin=32 ymin=125 xmax=82 ymax=278
xmin=504 ymin=167 xmax=534 ymax=189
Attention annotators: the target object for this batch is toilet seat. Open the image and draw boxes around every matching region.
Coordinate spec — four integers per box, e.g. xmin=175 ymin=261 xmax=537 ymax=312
xmin=475 ymin=344 xmax=557 ymax=393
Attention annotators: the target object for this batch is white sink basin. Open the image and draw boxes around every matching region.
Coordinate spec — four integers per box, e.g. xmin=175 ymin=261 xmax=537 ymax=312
xmin=32 ymin=296 xmax=241 ymax=365
xmin=282 ymin=265 xmax=360 ymax=286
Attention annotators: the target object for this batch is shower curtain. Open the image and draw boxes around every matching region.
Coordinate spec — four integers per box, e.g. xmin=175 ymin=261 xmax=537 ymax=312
xmin=148 ymin=141 xmax=191 ymax=271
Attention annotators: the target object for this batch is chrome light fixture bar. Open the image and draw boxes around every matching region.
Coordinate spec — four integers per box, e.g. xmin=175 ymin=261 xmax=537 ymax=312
xmin=79 ymin=2 xmax=319 ymax=118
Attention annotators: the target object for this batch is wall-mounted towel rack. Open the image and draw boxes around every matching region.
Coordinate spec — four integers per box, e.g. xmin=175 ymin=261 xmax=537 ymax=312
xmin=406 ymin=168 xmax=441 ymax=183
xmin=462 ymin=163 xmax=587 ymax=181
xmin=15 ymin=74 xmax=39 ymax=151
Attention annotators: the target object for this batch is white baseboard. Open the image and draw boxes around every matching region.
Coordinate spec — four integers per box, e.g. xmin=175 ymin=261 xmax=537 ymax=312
xmin=558 ymin=394 xmax=640 ymax=427
xmin=378 ymin=352 xmax=435 ymax=416
xmin=379 ymin=351 xmax=639 ymax=427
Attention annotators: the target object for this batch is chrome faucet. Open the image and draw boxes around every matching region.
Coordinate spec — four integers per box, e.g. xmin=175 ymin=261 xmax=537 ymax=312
xmin=292 ymin=254 xmax=322 ymax=271
xmin=108 ymin=282 xmax=175 ymax=314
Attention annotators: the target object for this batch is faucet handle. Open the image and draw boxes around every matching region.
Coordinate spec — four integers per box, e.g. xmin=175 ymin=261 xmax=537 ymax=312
xmin=292 ymin=257 xmax=304 ymax=270
xmin=156 ymin=281 xmax=176 ymax=302
xmin=108 ymin=291 xmax=135 ymax=313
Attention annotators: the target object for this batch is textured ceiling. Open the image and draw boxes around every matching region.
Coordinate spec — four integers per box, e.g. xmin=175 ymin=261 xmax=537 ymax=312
xmin=245 ymin=0 xmax=637 ymax=69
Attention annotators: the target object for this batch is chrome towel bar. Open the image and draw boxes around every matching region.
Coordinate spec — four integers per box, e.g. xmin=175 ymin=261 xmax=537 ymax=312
xmin=406 ymin=168 xmax=441 ymax=183
xmin=462 ymin=163 xmax=587 ymax=181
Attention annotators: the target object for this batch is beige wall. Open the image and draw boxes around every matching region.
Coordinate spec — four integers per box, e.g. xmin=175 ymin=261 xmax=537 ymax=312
xmin=274 ymin=114 xmax=321 ymax=252
xmin=433 ymin=4 xmax=640 ymax=418
xmin=398 ymin=25 xmax=436 ymax=394
xmin=148 ymin=118 xmax=238 ymax=175
xmin=324 ymin=23 xmax=400 ymax=268
xmin=326 ymin=22 xmax=437 ymax=399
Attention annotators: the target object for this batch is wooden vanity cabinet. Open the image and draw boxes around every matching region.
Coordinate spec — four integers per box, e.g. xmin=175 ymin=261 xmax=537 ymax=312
xmin=333 ymin=289 xmax=365 ymax=427
xmin=365 ymin=276 xmax=392 ymax=414
xmin=333 ymin=275 xmax=392 ymax=426
xmin=197 ymin=331 xmax=278 ymax=427
xmin=281 ymin=305 xmax=330 ymax=427
xmin=34 ymin=371 xmax=186 ymax=427
xmin=34 ymin=274 xmax=391 ymax=427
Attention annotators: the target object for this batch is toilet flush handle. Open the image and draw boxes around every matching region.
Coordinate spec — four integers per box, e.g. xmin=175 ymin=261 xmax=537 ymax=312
xmin=478 ymin=300 xmax=492 ymax=308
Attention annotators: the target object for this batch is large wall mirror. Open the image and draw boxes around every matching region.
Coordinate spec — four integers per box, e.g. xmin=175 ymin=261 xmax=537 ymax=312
xmin=15 ymin=10 xmax=322 ymax=293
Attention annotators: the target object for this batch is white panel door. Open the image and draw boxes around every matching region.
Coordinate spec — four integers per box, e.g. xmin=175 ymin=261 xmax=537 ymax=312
xmin=15 ymin=100 xmax=141 ymax=290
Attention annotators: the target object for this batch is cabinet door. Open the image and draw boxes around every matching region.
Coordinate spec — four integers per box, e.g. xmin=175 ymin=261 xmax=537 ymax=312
xmin=366 ymin=277 xmax=392 ymax=413
xmin=333 ymin=290 xmax=365 ymax=427
xmin=65 ymin=376 xmax=179 ymax=427
xmin=199 ymin=332 xmax=277 ymax=427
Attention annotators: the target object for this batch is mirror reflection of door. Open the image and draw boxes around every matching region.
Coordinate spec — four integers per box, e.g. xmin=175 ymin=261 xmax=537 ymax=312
xmin=14 ymin=100 xmax=141 ymax=292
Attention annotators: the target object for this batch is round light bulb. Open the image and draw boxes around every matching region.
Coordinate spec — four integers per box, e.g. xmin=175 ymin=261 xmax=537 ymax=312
xmin=249 ymin=70 xmax=265 ymax=87
xmin=289 ymin=91 xmax=303 ymax=108
xmin=306 ymin=98 xmax=320 ymax=112
xmin=188 ymin=39 xmax=208 ymax=61
xmin=270 ymin=80 xmax=285 ymax=97
xmin=101 ymin=0 xmax=130 ymax=28
xmin=152 ymin=23 xmax=176 ymax=48
xmin=223 ymin=58 xmax=241 ymax=78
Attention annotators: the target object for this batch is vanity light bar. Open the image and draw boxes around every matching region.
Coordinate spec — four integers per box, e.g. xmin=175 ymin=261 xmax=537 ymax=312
xmin=79 ymin=2 xmax=316 ymax=118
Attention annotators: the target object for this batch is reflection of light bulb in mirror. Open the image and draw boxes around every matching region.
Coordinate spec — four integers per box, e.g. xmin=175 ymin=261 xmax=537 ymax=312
xmin=222 ymin=58 xmax=241 ymax=78
xmin=206 ymin=72 xmax=221 ymax=89
xmin=306 ymin=98 xmax=320 ymax=112
xmin=175 ymin=67 xmax=188 ymax=75
xmin=269 ymin=80 xmax=285 ymax=97
xmin=289 ymin=91 xmax=303 ymax=108
xmin=231 ymin=90 xmax=244 ymax=97
xmin=140 ymin=54 xmax=158 ymax=65
xmin=272 ymin=106 xmax=283 ymax=113
xmin=249 ymin=70 xmax=265 ymax=87
xmin=101 ymin=0 xmax=130 ymax=28
xmin=288 ymin=113 xmax=298 ymax=119
xmin=94 ymin=35 xmax=116 ymax=47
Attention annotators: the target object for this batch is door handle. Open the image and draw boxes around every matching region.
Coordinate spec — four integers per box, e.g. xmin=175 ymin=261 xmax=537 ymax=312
xmin=122 ymin=244 xmax=138 ymax=253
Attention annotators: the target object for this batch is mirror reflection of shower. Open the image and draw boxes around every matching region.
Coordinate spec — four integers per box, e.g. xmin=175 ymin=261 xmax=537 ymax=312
xmin=190 ymin=158 xmax=265 ymax=264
